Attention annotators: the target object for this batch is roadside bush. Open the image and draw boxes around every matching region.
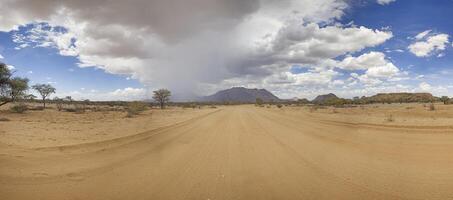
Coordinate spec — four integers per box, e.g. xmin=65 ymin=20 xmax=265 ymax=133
xmin=0 ymin=117 xmax=10 ymax=122
xmin=429 ymin=103 xmax=435 ymax=111
xmin=74 ymin=104 xmax=86 ymax=114
xmin=276 ymin=104 xmax=283 ymax=108
xmin=10 ymin=103 xmax=28 ymax=113
xmin=126 ymin=101 xmax=148 ymax=117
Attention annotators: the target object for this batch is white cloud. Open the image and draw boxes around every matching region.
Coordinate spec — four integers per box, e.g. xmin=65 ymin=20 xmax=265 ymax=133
xmin=338 ymin=51 xmax=388 ymax=70
xmin=0 ymin=54 xmax=4 ymax=59
xmin=377 ymin=0 xmax=396 ymax=5
xmin=333 ymin=51 xmax=401 ymax=86
xmin=6 ymin=65 xmax=15 ymax=70
xmin=415 ymin=30 xmax=431 ymax=40
xmin=1 ymin=0 xmax=397 ymax=100
xmin=365 ymin=63 xmax=400 ymax=78
xmin=109 ymin=87 xmax=147 ymax=99
xmin=55 ymin=87 xmax=148 ymax=101
xmin=419 ymin=82 xmax=431 ymax=91
xmin=409 ymin=33 xmax=449 ymax=57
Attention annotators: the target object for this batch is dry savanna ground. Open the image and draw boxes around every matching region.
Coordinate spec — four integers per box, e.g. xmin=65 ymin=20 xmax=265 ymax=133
xmin=1 ymin=103 xmax=453 ymax=199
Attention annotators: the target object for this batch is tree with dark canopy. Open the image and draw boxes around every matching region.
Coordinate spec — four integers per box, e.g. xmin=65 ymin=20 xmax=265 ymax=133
xmin=0 ymin=63 xmax=29 ymax=107
xmin=153 ymin=89 xmax=171 ymax=109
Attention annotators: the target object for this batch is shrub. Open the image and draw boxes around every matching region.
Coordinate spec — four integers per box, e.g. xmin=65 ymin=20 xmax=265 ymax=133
xmin=126 ymin=101 xmax=148 ymax=117
xmin=0 ymin=117 xmax=10 ymax=122
xmin=429 ymin=103 xmax=435 ymax=111
xmin=74 ymin=104 xmax=86 ymax=114
xmin=10 ymin=103 xmax=28 ymax=113
xmin=276 ymin=104 xmax=283 ymax=108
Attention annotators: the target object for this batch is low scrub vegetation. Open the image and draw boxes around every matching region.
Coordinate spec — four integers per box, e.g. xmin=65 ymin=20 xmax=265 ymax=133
xmin=0 ymin=117 xmax=10 ymax=121
xmin=429 ymin=103 xmax=436 ymax=111
xmin=10 ymin=103 xmax=28 ymax=113
xmin=126 ymin=102 xmax=148 ymax=117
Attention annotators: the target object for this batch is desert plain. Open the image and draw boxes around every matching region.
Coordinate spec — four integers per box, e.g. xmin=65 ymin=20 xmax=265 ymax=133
xmin=2 ymin=103 xmax=453 ymax=199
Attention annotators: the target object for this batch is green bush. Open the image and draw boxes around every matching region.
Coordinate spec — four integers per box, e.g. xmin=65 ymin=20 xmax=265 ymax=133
xmin=10 ymin=103 xmax=28 ymax=113
xmin=126 ymin=102 xmax=148 ymax=117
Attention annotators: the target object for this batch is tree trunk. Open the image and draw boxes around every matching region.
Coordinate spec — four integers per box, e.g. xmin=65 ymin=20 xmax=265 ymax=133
xmin=160 ymin=101 xmax=164 ymax=109
xmin=43 ymin=98 xmax=46 ymax=109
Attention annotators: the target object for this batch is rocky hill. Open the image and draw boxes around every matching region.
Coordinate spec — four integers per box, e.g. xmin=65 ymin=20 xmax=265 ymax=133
xmin=312 ymin=93 xmax=340 ymax=104
xmin=202 ymin=87 xmax=281 ymax=103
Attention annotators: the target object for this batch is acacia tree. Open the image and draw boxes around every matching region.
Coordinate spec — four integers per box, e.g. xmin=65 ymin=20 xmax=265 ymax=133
xmin=441 ymin=96 xmax=450 ymax=105
xmin=153 ymin=89 xmax=171 ymax=109
xmin=32 ymin=84 xmax=56 ymax=108
xmin=0 ymin=63 xmax=29 ymax=106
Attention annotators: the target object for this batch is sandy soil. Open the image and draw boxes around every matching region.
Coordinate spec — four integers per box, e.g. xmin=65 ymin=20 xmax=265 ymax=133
xmin=2 ymin=104 xmax=453 ymax=199
xmin=0 ymin=106 xmax=215 ymax=148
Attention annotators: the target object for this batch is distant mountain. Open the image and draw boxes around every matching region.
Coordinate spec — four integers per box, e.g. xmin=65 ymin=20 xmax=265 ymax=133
xmin=312 ymin=93 xmax=339 ymax=104
xmin=202 ymin=87 xmax=281 ymax=103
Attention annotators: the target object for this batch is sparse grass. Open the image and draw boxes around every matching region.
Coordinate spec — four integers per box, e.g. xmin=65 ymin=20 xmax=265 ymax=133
xmin=74 ymin=104 xmax=86 ymax=114
xmin=10 ymin=103 xmax=28 ymax=113
xmin=309 ymin=106 xmax=318 ymax=113
xmin=29 ymin=106 xmax=45 ymax=111
xmin=331 ymin=108 xmax=339 ymax=114
xmin=126 ymin=102 xmax=148 ymax=117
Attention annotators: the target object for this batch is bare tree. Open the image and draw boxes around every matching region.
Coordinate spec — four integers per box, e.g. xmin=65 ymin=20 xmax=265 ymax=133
xmin=32 ymin=84 xmax=56 ymax=108
xmin=153 ymin=89 xmax=171 ymax=109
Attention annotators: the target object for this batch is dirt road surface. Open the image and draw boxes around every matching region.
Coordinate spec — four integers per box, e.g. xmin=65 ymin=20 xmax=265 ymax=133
xmin=2 ymin=106 xmax=453 ymax=199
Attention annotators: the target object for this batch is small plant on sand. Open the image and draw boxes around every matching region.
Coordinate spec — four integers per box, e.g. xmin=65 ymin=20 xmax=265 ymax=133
xmin=126 ymin=101 xmax=148 ymax=117
xmin=10 ymin=103 xmax=28 ymax=113
xmin=255 ymin=98 xmax=264 ymax=106
xmin=54 ymin=97 xmax=64 ymax=111
xmin=385 ymin=114 xmax=394 ymax=122
xmin=429 ymin=103 xmax=435 ymax=111
xmin=276 ymin=104 xmax=283 ymax=108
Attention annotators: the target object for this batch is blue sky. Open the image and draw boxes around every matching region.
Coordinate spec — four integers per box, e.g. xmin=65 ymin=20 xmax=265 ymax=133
xmin=0 ymin=0 xmax=452 ymax=100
